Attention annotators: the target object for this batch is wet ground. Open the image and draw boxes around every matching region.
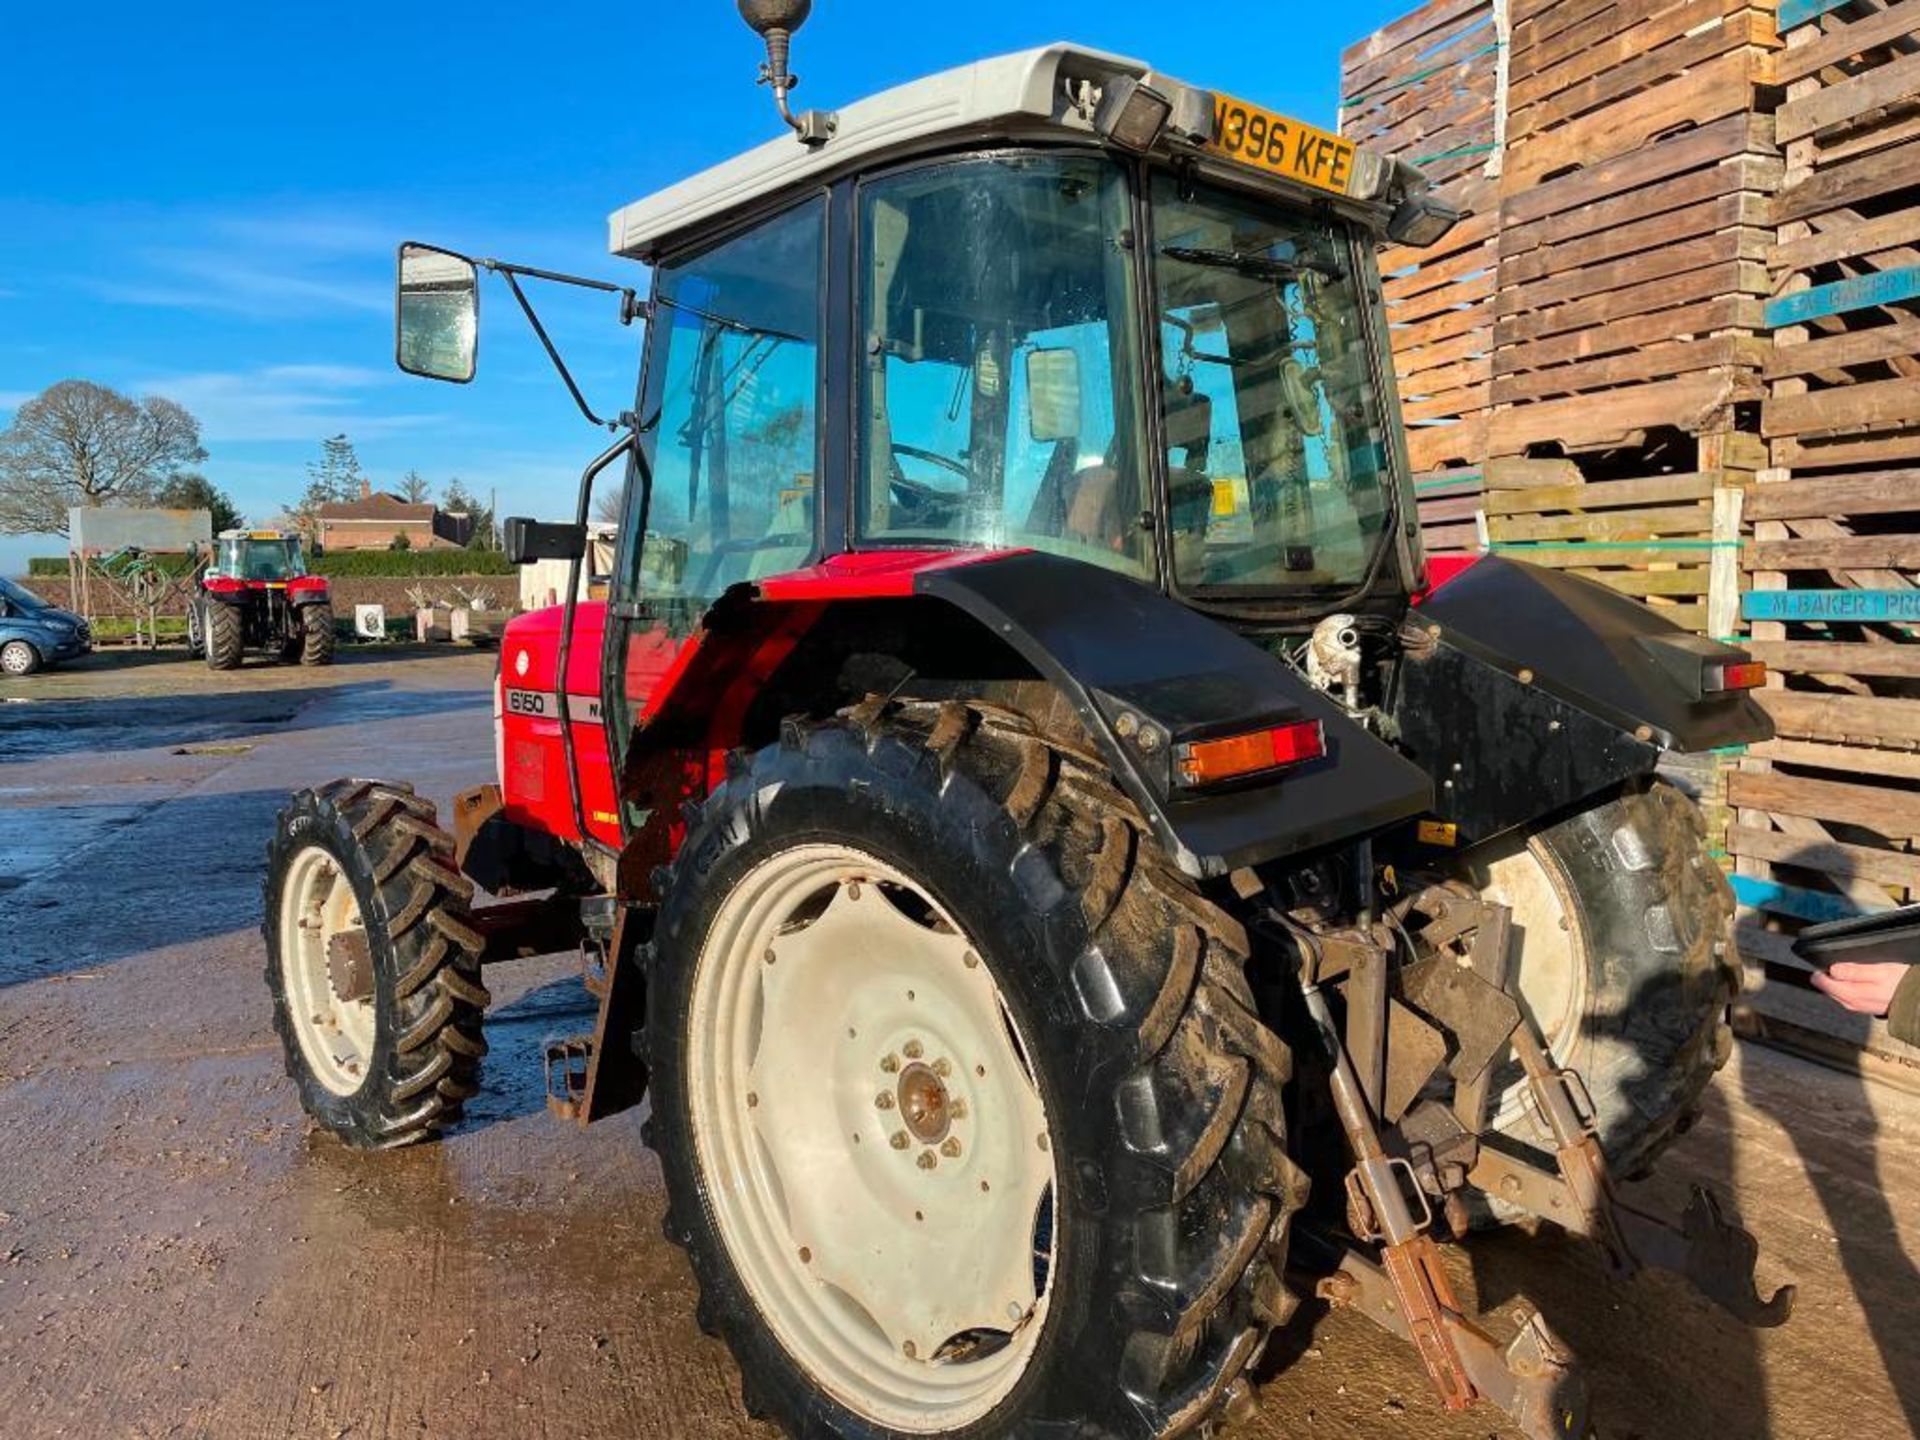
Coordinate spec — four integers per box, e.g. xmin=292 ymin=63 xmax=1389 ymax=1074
xmin=1 ymin=648 xmax=1916 ymax=1440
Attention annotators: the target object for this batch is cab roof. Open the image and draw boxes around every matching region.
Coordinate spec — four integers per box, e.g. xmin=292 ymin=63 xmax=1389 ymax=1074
xmin=608 ymin=43 xmax=1403 ymax=264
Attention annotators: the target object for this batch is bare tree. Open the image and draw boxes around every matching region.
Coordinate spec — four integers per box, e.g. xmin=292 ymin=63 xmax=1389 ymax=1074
xmin=398 ymin=468 xmax=432 ymax=504
xmin=0 ymin=380 xmax=207 ymax=534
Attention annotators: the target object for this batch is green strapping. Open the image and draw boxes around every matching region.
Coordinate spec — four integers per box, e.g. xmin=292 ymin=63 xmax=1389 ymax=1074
xmin=1415 ymin=141 xmax=1499 ymax=164
xmin=1343 ymin=41 xmax=1502 ymax=108
xmin=1414 ymin=472 xmax=1482 ymax=490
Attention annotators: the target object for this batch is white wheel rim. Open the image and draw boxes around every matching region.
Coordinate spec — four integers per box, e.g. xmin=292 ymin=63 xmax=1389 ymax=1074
xmin=278 ymin=844 xmax=377 ymax=1096
xmin=688 ymin=843 xmax=1058 ymax=1432
xmin=2 ymin=644 xmax=30 ymax=673
xmin=1482 ymin=839 xmax=1588 ymax=1133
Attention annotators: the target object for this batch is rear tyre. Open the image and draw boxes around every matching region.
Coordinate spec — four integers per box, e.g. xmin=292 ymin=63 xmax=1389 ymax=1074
xmin=264 ymin=779 xmax=489 ymax=1148
xmin=1478 ymin=780 xmax=1737 ymax=1182
xmin=644 ymin=699 xmax=1304 ymax=1439
xmin=0 ymin=639 xmax=41 ymax=677
xmin=185 ymin=603 xmax=205 ymax=658
xmin=300 ymin=602 xmax=336 ymax=666
xmin=204 ymin=600 xmax=243 ymax=670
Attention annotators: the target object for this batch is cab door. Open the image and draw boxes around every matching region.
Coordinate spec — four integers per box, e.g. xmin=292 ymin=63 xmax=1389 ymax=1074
xmin=603 ymin=195 xmax=829 ymax=826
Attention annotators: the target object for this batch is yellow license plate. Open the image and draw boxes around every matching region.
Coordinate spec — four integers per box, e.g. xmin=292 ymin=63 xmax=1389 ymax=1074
xmin=1206 ymin=94 xmax=1357 ymax=197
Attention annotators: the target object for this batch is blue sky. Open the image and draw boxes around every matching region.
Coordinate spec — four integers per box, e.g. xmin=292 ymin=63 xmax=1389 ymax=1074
xmin=0 ymin=0 xmax=1409 ymax=577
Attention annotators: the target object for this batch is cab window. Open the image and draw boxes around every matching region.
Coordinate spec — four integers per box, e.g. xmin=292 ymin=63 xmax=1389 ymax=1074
xmin=855 ymin=154 xmax=1151 ymax=579
xmin=635 ymin=198 xmax=824 ymax=609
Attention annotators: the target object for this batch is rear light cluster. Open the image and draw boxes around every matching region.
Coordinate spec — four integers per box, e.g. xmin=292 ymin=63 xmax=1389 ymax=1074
xmin=1704 ymin=659 xmax=1767 ymax=693
xmin=1175 ymin=719 xmax=1325 ymax=787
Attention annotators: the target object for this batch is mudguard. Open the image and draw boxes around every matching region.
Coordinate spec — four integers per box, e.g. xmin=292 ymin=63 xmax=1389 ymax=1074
xmin=917 ymin=551 xmax=1432 ymax=878
xmin=1392 ymin=556 xmax=1772 ymax=845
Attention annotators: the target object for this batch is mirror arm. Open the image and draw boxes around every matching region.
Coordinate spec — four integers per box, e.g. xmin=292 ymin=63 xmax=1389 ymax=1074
xmin=482 ymin=259 xmax=646 ymax=431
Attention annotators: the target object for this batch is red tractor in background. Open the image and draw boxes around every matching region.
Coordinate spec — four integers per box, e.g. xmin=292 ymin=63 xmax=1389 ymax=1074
xmin=189 ymin=529 xmax=335 ymax=670
xmin=264 ymin=10 xmax=1791 ymax=1439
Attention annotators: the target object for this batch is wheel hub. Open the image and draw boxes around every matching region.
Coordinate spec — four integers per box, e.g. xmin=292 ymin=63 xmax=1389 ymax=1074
xmin=896 ymin=1060 xmax=953 ymax=1145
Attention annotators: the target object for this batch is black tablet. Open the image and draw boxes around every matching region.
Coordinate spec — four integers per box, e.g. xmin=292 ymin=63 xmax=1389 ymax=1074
xmin=1792 ymin=904 xmax=1920 ymax=970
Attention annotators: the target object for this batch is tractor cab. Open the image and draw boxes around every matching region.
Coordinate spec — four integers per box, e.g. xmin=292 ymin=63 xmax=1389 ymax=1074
xmin=207 ymin=530 xmax=308 ymax=584
xmin=602 ymin=44 xmax=1447 ymax=634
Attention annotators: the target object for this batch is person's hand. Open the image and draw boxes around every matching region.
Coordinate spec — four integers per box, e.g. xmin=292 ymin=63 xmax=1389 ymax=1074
xmin=1810 ymin=962 xmax=1911 ymax=1017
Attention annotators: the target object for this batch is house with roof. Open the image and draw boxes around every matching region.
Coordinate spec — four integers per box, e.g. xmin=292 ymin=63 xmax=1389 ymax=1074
xmin=317 ymin=484 xmax=475 ymax=551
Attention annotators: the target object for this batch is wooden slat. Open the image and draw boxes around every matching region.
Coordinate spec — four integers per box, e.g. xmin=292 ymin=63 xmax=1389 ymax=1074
xmin=1775 ymin=135 xmax=1920 ymax=225
xmin=1488 ymin=502 xmax=1713 ymax=542
xmin=1764 ymin=374 xmax=1920 ymax=439
xmin=1769 ymin=204 xmax=1920 ymax=273
xmin=1748 ymin=641 xmax=1920 ymax=680
xmin=1762 ymin=690 xmax=1920 ymax=747
xmin=1493 ymin=335 xmax=1767 ymax=405
xmin=1774 ymin=0 xmax=1920 ymax=86
xmin=1765 ymin=318 xmax=1920 ymax=380
xmin=1488 ymin=372 xmax=1740 ymax=454
xmin=1482 ymin=471 xmax=1720 ymax=514
xmin=1744 ymin=470 xmax=1920 ymax=521
xmin=1776 ymin=47 xmax=1920 ymax=144
xmin=1753 ymin=739 xmax=1920 ymax=783
xmin=1728 ymin=820 xmax=1920 ymax=887
xmin=1728 ymin=769 xmax=1920 ymax=838
xmin=1744 ymin=534 xmax=1920 ymax=570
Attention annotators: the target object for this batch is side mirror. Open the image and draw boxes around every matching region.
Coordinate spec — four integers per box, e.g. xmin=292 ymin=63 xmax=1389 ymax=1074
xmin=504 ymin=517 xmax=587 ymax=565
xmin=396 ymin=243 xmax=479 ymax=383
xmin=1026 ymin=348 xmax=1082 ymax=443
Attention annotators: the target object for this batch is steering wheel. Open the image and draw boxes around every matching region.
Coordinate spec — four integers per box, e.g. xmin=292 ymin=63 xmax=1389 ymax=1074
xmin=888 ymin=443 xmax=974 ymax=526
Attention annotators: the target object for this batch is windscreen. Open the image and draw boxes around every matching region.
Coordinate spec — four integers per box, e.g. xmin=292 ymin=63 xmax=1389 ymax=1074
xmin=1151 ymin=174 xmax=1395 ymax=595
xmin=856 ymin=153 xmax=1152 ymax=580
xmin=0 ymin=576 xmax=48 ymax=611
xmin=218 ymin=537 xmax=304 ymax=581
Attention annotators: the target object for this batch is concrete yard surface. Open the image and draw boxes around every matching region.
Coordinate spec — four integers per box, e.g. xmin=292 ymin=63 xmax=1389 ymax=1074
xmin=1 ymin=649 xmax=1916 ymax=1439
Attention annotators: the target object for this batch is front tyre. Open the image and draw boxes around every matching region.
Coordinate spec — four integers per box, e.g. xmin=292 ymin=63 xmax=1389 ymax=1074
xmin=645 ymin=700 xmax=1304 ymax=1439
xmin=300 ymin=602 xmax=336 ymax=666
xmin=264 ymin=779 xmax=489 ymax=1147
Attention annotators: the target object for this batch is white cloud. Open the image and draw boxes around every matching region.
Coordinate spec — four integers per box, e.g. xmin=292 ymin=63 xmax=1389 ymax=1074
xmin=132 ymin=364 xmax=433 ymax=443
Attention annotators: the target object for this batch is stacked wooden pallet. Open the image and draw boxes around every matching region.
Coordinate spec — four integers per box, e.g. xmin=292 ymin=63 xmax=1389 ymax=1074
xmin=1342 ymin=0 xmax=1502 ymax=524
xmin=1481 ymin=456 xmax=1749 ymax=633
xmin=1491 ymin=0 xmax=1780 ymax=457
xmin=1734 ymin=0 xmax=1920 ymax=1064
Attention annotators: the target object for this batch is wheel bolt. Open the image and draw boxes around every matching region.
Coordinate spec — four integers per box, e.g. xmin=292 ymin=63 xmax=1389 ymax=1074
xmin=940 ymin=1137 xmax=962 ymax=1158
xmin=880 ymin=1054 xmax=900 ymax=1074
xmin=1037 ymin=1133 xmax=1050 ymax=1152
xmin=917 ymin=1150 xmax=938 ymax=1170
xmin=747 ymin=1092 xmax=759 ymax=1109
xmin=875 ymin=1092 xmax=895 ymax=1110
xmin=949 ymin=1099 xmax=968 ymax=1120
xmin=903 ymin=1039 xmax=924 ymax=1060
xmin=763 ymin=948 xmax=777 ymax=966
xmin=902 ymin=1341 xmax=917 ymax=1359
xmin=931 ymin=1057 xmax=951 ymax=1078
xmin=890 ymin=1131 xmax=910 ymax=1150
xmin=963 ymin=950 xmax=979 ymax=969
xmin=848 ymin=881 xmax=863 ymax=901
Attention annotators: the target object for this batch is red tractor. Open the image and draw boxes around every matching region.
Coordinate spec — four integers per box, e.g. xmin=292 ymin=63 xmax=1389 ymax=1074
xmin=264 ymin=13 xmax=1790 ymax=1439
xmin=190 ymin=529 xmax=335 ymax=670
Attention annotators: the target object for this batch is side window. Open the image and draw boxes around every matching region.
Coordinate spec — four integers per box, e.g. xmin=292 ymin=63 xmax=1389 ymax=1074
xmin=634 ymin=199 xmax=824 ymax=609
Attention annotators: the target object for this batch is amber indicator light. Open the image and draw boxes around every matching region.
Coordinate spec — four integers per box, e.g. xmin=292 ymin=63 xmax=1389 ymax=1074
xmin=1175 ymin=719 xmax=1326 ymax=786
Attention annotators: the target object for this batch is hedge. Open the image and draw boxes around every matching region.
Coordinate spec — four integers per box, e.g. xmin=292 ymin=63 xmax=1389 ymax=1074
xmin=27 ymin=549 xmax=514 ymax=579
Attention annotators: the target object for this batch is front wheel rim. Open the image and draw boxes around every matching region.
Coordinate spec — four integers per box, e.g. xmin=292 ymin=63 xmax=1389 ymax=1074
xmin=278 ymin=844 xmax=377 ymax=1096
xmin=687 ymin=843 xmax=1058 ymax=1433
xmin=1 ymin=644 xmax=30 ymax=673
